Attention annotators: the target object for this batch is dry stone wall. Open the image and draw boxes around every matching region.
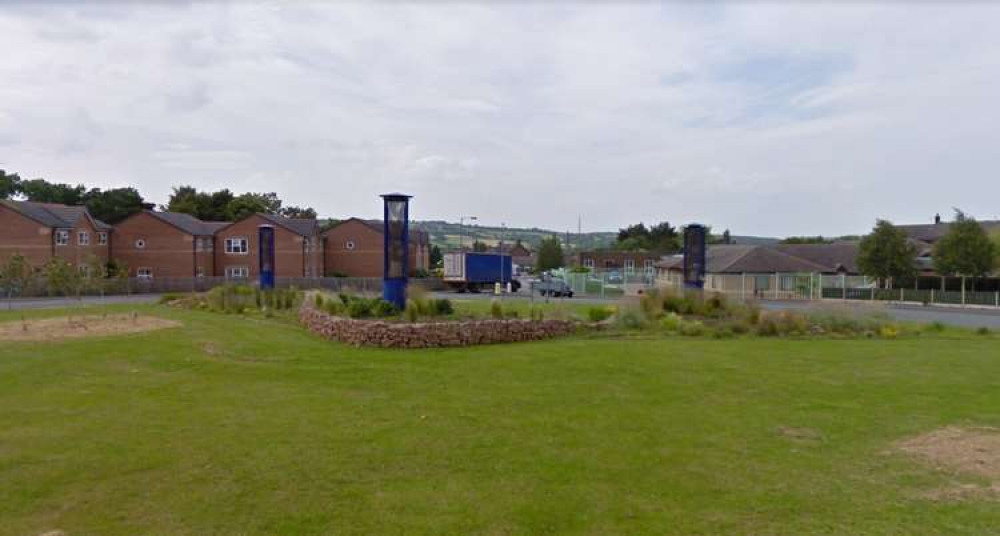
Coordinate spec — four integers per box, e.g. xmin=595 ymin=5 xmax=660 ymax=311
xmin=300 ymin=305 xmax=578 ymax=348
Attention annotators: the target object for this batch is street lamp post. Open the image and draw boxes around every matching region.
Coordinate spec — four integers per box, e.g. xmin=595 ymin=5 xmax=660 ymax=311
xmin=459 ymin=215 xmax=478 ymax=250
xmin=499 ymin=222 xmax=506 ymax=297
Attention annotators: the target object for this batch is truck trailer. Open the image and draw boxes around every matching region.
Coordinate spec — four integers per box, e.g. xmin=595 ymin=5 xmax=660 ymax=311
xmin=443 ymin=252 xmax=520 ymax=293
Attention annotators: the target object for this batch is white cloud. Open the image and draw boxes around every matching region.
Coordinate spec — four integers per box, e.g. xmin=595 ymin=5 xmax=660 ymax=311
xmin=1 ymin=2 xmax=999 ymax=235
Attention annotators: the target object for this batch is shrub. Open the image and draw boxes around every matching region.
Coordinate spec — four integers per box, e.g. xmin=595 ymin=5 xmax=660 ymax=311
xmin=617 ymin=309 xmax=646 ymax=330
xmin=314 ymin=293 xmax=324 ymax=308
xmin=490 ymin=300 xmax=503 ymax=319
xmin=346 ymin=298 xmax=372 ymax=318
xmin=926 ymin=321 xmax=946 ymax=333
xmin=405 ymin=302 xmax=420 ymax=323
xmin=323 ymin=300 xmax=343 ymax=316
xmin=659 ymin=312 xmax=682 ymax=332
xmin=158 ymin=293 xmax=184 ymax=304
xmin=371 ymin=299 xmax=398 ymax=318
xmin=879 ymin=324 xmax=900 ymax=339
xmin=639 ymin=289 xmax=663 ymax=319
xmin=587 ymin=306 xmax=614 ymax=323
xmin=431 ymin=298 xmax=454 ymax=316
xmin=505 ymin=310 xmax=520 ymax=319
xmin=976 ymin=326 xmax=991 ymax=336
xmin=712 ymin=326 xmax=735 ymax=339
xmin=680 ymin=320 xmax=706 ymax=337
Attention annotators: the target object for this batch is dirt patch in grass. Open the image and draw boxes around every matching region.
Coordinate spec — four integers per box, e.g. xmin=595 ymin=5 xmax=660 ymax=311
xmin=0 ymin=314 xmax=180 ymax=342
xmin=898 ymin=426 xmax=1000 ymax=501
xmin=779 ymin=426 xmax=824 ymax=444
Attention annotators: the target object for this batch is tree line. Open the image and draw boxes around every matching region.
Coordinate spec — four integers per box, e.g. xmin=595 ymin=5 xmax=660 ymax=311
xmin=0 ymin=169 xmax=316 ymax=224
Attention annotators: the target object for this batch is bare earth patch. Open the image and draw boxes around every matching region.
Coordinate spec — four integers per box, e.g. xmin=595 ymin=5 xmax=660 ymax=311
xmin=0 ymin=314 xmax=180 ymax=342
xmin=898 ymin=426 xmax=1000 ymax=501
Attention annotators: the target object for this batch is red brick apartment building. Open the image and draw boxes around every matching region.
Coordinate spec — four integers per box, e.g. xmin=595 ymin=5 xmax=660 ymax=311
xmin=113 ymin=211 xmax=228 ymax=278
xmin=575 ymin=250 xmax=661 ymax=273
xmin=322 ymin=218 xmax=429 ymax=277
xmin=0 ymin=200 xmax=110 ymax=271
xmin=215 ymin=213 xmax=324 ymax=279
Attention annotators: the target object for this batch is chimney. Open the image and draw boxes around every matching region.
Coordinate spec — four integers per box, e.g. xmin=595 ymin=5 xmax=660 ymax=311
xmin=934 ymin=213 xmax=941 ymax=225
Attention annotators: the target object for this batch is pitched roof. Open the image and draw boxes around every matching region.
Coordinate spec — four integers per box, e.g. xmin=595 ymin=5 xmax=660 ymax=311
xmin=145 ymin=211 xmax=229 ymax=236
xmin=322 ymin=217 xmax=429 ymax=245
xmin=256 ymin=213 xmax=320 ymax=237
xmin=898 ymin=221 xmax=1000 ymax=243
xmin=1 ymin=200 xmax=110 ymax=230
xmin=655 ymin=244 xmax=836 ymax=274
xmin=774 ymin=243 xmax=860 ymax=273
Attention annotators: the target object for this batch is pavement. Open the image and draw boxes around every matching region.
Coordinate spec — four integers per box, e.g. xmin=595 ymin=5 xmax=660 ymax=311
xmin=5 ymin=291 xmax=1000 ymax=330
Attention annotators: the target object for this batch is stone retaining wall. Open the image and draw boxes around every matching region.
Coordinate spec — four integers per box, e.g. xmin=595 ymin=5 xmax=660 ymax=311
xmin=300 ymin=305 xmax=578 ymax=348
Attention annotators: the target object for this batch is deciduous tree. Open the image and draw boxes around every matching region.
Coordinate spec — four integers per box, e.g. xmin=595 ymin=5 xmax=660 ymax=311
xmin=536 ymin=235 xmax=565 ymax=272
xmin=857 ymin=219 xmax=916 ymax=287
xmin=934 ymin=210 xmax=995 ymax=288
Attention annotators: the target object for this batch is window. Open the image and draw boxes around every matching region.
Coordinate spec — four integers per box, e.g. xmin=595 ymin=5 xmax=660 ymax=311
xmin=644 ymin=259 xmax=654 ymax=272
xmin=78 ymin=231 xmax=89 ymax=246
xmin=196 ymin=266 xmax=205 ymax=278
xmin=225 ymin=237 xmax=249 ymax=255
xmin=98 ymin=232 xmax=107 ymax=245
xmin=134 ymin=239 xmax=146 ymax=249
xmin=583 ymin=258 xmax=595 ymax=269
xmin=226 ymin=265 xmax=249 ymax=279
xmin=754 ymin=275 xmax=770 ymax=291
xmin=55 ymin=230 xmax=69 ymax=246
xmin=624 ymin=258 xmax=635 ymax=273
xmin=78 ymin=265 xmax=90 ymax=276
xmin=137 ymin=267 xmax=153 ymax=279
xmin=196 ymin=237 xmax=214 ymax=252
xmin=345 ymin=240 xmax=356 ymax=250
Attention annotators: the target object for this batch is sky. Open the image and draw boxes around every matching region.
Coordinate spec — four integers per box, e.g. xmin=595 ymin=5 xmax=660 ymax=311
xmin=1 ymin=2 xmax=999 ymax=237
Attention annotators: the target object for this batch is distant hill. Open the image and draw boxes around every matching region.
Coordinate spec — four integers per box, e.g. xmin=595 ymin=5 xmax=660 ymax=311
xmin=415 ymin=220 xmax=616 ymax=251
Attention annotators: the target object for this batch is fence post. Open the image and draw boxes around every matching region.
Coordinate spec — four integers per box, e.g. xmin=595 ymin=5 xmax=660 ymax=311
xmin=818 ymin=273 xmax=822 ymax=300
xmin=930 ymin=288 xmax=935 ymax=305
xmin=961 ymin=277 xmax=966 ymax=307
xmin=741 ymin=273 xmax=746 ymax=301
xmin=871 ymin=286 xmax=875 ymax=302
xmin=900 ymin=287 xmax=904 ymax=302
xmin=842 ymin=273 xmax=847 ymax=301
xmin=774 ymin=272 xmax=779 ymax=300
xmin=995 ymin=291 xmax=999 ymax=309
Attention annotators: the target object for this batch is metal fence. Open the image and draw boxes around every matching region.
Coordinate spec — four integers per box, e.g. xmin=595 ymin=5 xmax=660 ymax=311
xmin=558 ymin=270 xmax=657 ymax=298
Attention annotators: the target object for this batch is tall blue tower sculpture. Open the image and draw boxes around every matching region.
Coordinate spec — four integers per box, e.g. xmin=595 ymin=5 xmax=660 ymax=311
xmin=258 ymin=224 xmax=276 ymax=290
xmin=683 ymin=224 xmax=707 ymax=290
xmin=381 ymin=193 xmax=412 ymax=310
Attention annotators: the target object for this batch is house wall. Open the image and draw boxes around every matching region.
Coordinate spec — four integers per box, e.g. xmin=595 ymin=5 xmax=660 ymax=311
xmin=322 ymin=219 xmax=428 ymax=277
xmin=112 ymin=212 xmax=202 ymax=278
xmin=56 ymin=216 xmax=110 ymax=270
xmin=216 ymin=215 xmax=320 ymax=279
xmin=578 ymin=251 xmax=659 ymax=273
xmin=0 ymin=204 xmax=53 ymax=268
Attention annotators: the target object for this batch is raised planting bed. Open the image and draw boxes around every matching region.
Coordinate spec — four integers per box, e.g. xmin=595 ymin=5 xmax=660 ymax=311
xmin=299 ymin=303 xmax=578 ymax=348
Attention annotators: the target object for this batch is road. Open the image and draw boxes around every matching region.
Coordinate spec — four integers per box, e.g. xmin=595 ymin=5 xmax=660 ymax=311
xmin=5 ymin=291 xmax=1000 ymax=329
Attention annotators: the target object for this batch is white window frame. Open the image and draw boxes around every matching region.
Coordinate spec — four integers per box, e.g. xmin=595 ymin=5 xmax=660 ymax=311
xmin=137 ymin=267 xmax=153 ymax=279
xmin=134 ymin=239 xmax=146 ymax=249
xmin=78 ymin=231 xmax=90 ymax=246
xmin=225 ymin=265 xmax=249 ymax=279
xmin=644 ymin=259 xmax=654 ymax=272
xmin=624 ymin=258 xmax=635 ymax=273
xmin=196 ymin=266 xmax=205 ymax=278
xmin=583 ymin=258 xmax=594 ymax=270
xmin=78 ymin=264 xmax=90 ymax=276
xmin=225 ymin=237 xmax=249 ymax=255
xmin=55 ymin=230 xmax=70 ymax=246
xmin=98 ymin=232 xmax=108 ymax=245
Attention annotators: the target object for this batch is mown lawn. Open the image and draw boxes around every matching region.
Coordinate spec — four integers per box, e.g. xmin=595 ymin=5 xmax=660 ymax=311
xmin=1 ymin=305 xmax=998 ymax=535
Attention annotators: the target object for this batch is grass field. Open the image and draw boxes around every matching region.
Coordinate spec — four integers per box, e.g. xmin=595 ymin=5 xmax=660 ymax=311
xmin=1 ymin=305 xmax=998 ymax=535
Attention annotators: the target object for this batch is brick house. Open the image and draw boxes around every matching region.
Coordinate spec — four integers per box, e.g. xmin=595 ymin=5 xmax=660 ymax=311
xmin=321 ymin=218 xmax=429 ymax=277
xmin=0 ymin=200 xmax=110 ymax=272
xmin=575 ymin=250 xmax=661 ymax=274
xmin=113 ymin=210 xmax=228 ymax=278
xmin=215 ymin=213 xmax=323 ymax=279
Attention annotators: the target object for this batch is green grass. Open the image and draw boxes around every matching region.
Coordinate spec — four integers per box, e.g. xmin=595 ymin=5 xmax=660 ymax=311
xmin=1 ymin=306 xmax=998 ymax=535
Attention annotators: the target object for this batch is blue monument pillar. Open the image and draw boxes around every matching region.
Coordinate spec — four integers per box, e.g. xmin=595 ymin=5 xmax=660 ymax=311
xmin=683 ymin=224 xmax=706 ymax=290
xmin=381 ymin=193 xmax=412 ymax=310
xmin=258 ymin=224 xmax=276 ymax=289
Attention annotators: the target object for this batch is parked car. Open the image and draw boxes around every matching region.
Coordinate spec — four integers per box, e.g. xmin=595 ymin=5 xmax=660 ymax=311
xmin=535 ymin=278 xmax=574 ymax=298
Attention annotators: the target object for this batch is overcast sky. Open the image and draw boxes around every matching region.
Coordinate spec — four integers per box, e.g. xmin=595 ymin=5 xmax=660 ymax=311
xmin=2 ymin=2 xmax=999 ymax=237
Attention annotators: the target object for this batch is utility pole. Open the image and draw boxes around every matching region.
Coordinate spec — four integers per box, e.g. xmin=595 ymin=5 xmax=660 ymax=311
xmin=459 ymin=215 xmax=477 ymax=250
